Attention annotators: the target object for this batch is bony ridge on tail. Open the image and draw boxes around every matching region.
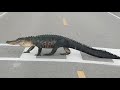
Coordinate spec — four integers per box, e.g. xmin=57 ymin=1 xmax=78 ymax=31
xmin=6 ymin=34 xmax=120 ymax=59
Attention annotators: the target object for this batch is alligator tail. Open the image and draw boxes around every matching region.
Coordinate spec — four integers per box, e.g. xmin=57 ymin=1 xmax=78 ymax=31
xmin=69 ymin=40 xmax=120 ymax=59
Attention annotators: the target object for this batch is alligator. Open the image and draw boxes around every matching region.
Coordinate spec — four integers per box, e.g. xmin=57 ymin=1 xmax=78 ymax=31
xmin=6 ymin=34 xmax=120 ymax=59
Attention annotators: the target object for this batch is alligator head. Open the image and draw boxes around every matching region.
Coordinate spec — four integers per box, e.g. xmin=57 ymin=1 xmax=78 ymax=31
xmin=6 ymin=38 xmax=35 ymax=47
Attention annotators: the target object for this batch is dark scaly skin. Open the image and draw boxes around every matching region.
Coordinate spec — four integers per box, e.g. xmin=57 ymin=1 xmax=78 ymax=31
xmin=6 ymin=34 xmax=120 ymax=59
xmin=29 ymin=35 xmax=71 ymax=56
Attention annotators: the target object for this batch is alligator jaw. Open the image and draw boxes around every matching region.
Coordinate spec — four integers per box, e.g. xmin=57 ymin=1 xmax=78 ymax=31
xmin=6 ymin=40 xmax=18 ymax=45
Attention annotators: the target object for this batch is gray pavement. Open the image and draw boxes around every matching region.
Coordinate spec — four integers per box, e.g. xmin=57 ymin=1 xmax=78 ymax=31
xmin=0 ymin=46 xmax=24 ymax=58
xmin=1 ymin=12 xmax=120 ymax=49
xmin=0 ymin=12 xmax=120 ymax=78
xmin=0 ymin=61 xmax=77 ymax=78
xmin=0 ymin=61 xmax=119 ymax=78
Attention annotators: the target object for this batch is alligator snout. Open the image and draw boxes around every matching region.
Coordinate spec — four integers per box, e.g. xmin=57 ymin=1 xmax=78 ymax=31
xmin=6 ymin=41 xmax=10 ymax=43
xmin=6 ymin=40 xmax=17 ymax=45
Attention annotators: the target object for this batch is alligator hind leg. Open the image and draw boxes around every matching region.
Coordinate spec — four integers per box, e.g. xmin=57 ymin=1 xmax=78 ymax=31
xmin=24 ymin=46 xmax=35 ymax=53
xmin=44 ymin=47 xmax=58 ymax=56
xmin=60 ymin=48 xmax=71 ymax=55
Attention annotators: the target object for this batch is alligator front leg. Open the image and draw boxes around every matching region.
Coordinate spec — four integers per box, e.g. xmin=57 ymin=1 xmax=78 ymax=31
xmin=60 ymin=47 xmax=71 ymax=55
xmin=24 ymin=46 xmax=35 ymax=53
xmin=36 ymin=48 xmax=42 ymax=56
xmin=44 ymin=47 xmax=58 ymax=56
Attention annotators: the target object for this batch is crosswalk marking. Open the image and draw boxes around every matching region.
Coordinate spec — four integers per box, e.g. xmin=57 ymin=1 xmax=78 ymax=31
xmin=20 ymin=47 xmax=37 ymax=59
xmin=77 ymin=71 xmax=86 ymax=78
xmin=0 ymin=44 xmax=120 ymax=66
xmin=0 ymin=44 xmax=19 ymax=46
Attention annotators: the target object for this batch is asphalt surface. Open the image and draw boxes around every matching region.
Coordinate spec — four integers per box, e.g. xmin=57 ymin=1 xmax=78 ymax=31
xmin=0 ymin=61 xmax=120 ymax=78
xmin=0 ymin=12 xmax=120 ymax=78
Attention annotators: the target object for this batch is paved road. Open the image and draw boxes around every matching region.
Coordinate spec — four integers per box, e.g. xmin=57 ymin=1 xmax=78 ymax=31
xmin=0 ymin=12 xmax=120 ymax=48
xmin=0 ymin=60 xmax=120 ymax=78
xmin=0 ymin=12 xmax=120 ymax=78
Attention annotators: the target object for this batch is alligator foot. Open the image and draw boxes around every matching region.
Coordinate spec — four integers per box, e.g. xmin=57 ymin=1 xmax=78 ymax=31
xmin=35 ymin=54 xmax=41 ymax=56
xmin=60 ymin=53 xmax=69 ymax=55
xmin=43 ymin=54 xmax=53 ymax=56
xmin=24 ymin=51 xmax=30 ymax=53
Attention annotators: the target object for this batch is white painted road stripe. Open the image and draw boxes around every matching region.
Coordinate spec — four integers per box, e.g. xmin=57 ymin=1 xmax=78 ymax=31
xmin=0 ymin=44 xmax=19 ymax=46
xmin=0 ymin=12 xmax=8 ymax=18
xmin=0 ymin=57 xmax=119 ymax=66
xmin=20 ymin=47 xmax=37 ymax=59
xmin=0 ymin=44 xmax=120 ymax=66
xmin=107 ymin=12 xmax=120 ymax=20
